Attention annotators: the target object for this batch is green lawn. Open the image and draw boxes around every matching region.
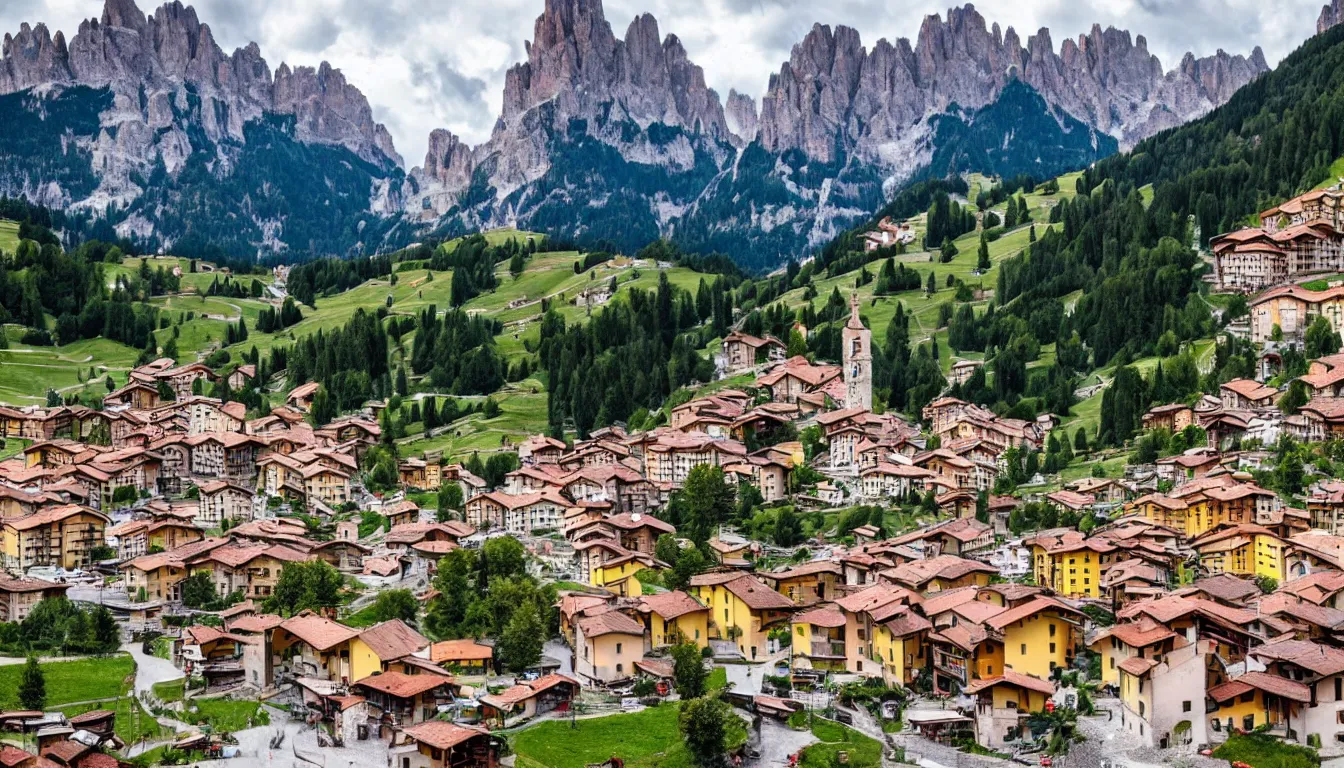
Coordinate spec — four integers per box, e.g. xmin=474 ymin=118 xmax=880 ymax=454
xmin=399 ymin=381 xmax=549 ymax=461
xmin=798 ymin=718 xmax=884 ymax=768
xmin=182 ymin=698 xmax=269 ymax=732
xmin=0 ymin=327 xmax=142 ymax=403
xmin=0 ymin=654 xmax=135 ymax=708
xmin=339 ymin=603 xmax=384 ymax=629
xmin=761 ymin=171 xmax=1082 ymax=358
xmin=511 ymin=704 xmax=745 ymax=768
xmin=0 ymin=220 xmax=18 ymax=255
xmin=151 ymin=678 xmax=185 ymax=703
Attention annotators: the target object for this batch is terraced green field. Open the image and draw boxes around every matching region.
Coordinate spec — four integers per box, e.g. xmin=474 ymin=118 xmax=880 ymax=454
xmin=0 ymin=326 xmax=141 ymax=403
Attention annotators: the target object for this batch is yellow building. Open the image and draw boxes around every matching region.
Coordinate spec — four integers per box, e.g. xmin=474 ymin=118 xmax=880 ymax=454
xmin=637 ymin=591 xmax=709 ymax=649
xmin=867 ymin=611 xmax=930 ymax=686
xmin=147 ymin=520 xmax=204 ymax=552
xmin=302 ymin=465 xmax=351 ymax=508
xmin=590 ymin=554 xmax=650 ymax=597
xmin=1192 ymin=524 xmax=1287 ymax=581
xmin=689 ymin=572 xmax=795 ymax=660
xmin=2 ymin=504 xmax=110 ymax=574
xmin=347 ymin=619 xmax=430 ymax=683
xmin=272 ymin=614 xmax=360 ymax=683
xmin=1089 ymin=618 xmax=1180 ymax=689
xmin=791 ymin=605 xmax=848 ymax=672
xmin=760 ymin=560 xmax=842 ymax=605
xmin=963 ymin=671 xmax=1056 ymax=748
xmin=428 ymin=639 xmax=494 ymax=673
xmin=1206 ymin=671 xmax=1307 ymax=733
xmin=985 ymin=597 xmax=1083 ymax=681
xmin=1029 ymin=539 xmax=1115 ymax=599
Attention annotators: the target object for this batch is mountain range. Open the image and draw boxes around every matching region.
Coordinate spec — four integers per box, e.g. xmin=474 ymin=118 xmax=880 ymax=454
xmin=0 ymin=0 xmax=1272 ymax=267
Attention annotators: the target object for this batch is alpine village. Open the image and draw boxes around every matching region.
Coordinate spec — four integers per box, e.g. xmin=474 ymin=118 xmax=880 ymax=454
xmin=5 ymin=0 xmax=1344 ymax=767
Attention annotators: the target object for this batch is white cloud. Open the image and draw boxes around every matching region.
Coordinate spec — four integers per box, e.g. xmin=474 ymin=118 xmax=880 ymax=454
xmin=0 ymin=0 xmax=1326 ymax=167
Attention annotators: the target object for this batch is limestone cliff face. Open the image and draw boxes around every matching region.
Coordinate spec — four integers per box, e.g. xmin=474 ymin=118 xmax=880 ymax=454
xmin=756 ymin=5 xmax=1268 ymax=165
xmin=407 ymin=0 xmax=730 ymax=218
xmin=0 ymin=0 xmax=1276 ymax=264
xmin=410 ymin=1 xmax=1266 ymax=260
xmin=1322 ymin=0 xmax=1344 ymax=33
xmin=724 ymin=89 xmax=759 ymax=146
xmin=0 ymin=0 xmax=401 ymax=225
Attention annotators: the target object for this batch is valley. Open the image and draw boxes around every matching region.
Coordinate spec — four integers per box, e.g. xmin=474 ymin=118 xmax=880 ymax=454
xmin=0 ymin=3 xmax=1340 ymax=768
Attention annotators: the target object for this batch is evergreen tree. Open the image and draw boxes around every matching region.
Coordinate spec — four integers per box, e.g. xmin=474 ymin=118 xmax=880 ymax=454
xmin=977 ymin=231 xmax=991 ymax=272
xmin=18 ymin=656 xmax=44 ymax=711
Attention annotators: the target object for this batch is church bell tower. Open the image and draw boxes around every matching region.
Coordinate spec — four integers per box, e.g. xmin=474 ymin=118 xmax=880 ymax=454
xmin=843 ymin=293 xmax=872 ymax=411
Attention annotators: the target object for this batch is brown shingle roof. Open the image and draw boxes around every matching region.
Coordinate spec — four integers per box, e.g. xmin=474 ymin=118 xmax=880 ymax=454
xmin=279 ymin=614 xmax=359 ymax=651
xmin=357 ymin=619 xmax=429 ymax=661
xmin=963 ymin=669 xmax=1056 ymax=696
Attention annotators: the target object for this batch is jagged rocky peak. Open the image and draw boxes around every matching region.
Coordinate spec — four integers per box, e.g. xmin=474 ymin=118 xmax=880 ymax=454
xmin=0 ymin=0 xmax=402 ymax=169
xmin=0 ymin=23 xmax=71 ymax=93
xmin=756 ymin=2 xmax=1269 ymax=161
xmin=724 ymin=89 xmax=758 ymax=145
xmin=499 ymin=0 xmax=726 ymax=138
xmin=421 ymin=128 xmax=474 ymax=189
xmin=273 ymin=60 xmax=404 ymax=168
xmin=1321 ymin=0 xmax=1343 ymax=33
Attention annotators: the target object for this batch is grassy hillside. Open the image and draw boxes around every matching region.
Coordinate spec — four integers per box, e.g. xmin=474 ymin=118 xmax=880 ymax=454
xmin=0 ymin=326 xmax=140 ymax=403
xmin=761 ymin=172 xmax=1083 ymax=368
xmin=0 ymin=220 xmax=18 ymax=254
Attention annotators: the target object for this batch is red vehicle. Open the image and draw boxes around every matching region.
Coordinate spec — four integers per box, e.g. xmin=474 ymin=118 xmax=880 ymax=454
xmin=1039 ymin=758 xmax=1053 ymax=767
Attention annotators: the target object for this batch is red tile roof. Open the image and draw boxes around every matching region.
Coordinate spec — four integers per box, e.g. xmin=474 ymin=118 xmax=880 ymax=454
xmin=636 ymin=591 xmax=707 ymax=620
xmin=1208 ymin=671 xmax=1311 ymax=703
xmin=353 ymin=671 xmax=451 ymax=698
xmin=963 ymin=669 xmax=1056 ymax=696
xmin=400 ymin=721 xmax=490 ymax=750
xmin=429 ymin=639 xmax=494 ymax=663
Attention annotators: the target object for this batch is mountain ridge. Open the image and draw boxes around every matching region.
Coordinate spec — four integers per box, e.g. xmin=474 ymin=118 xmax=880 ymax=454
xmin=0 ymin=0 xmax=1272 ymax=266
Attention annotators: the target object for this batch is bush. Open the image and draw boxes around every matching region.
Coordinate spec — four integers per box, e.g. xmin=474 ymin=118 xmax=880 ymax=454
xmin=1213 ymin=733 xmax=1319 ymax=768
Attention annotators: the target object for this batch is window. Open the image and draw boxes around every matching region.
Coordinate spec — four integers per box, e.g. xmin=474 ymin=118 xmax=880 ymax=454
xmin=1110 ymin=657 xmax=1116 ymax=669
xmin=1243 ymin=715 xmax=1255 ymax=730
xmin=1021 ymin=644 xmax=1027 ymax=655
xmin=1183 ymin=701 xmax=1192 ymax=712
xmin=1139 ymin=702 xmax=1146 ymax=717
xmin=1049 ymin=643 xmax=1056 ymax=654
xmin=1049 ymin=624 xmax=1056 ymax=637
xmin=616 ymin=663 xmax=623 ymax=673
xmin=615 ymin=643 xmax=622 ymax=654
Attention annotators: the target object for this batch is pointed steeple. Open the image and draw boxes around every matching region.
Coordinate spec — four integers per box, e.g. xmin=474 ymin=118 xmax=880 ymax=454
xmin=846 ymin=292 xmax=864 ymax=330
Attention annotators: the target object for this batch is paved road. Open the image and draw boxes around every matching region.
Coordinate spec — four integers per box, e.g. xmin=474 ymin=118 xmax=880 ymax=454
xmin=125 ymin=641 xmax=185 ymax=696
xmin=745 ymin=715 xmax=816 ymax=767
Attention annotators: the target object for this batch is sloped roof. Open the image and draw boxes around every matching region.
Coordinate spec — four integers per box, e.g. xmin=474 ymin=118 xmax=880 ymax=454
xmin=353 ymin=671 xmax=450 ymax=698
xmin=279 ymin=614 xmax=359 ymax=651
xmin=357 ymin=619 xmax=428 ymax=661
xmin=963 ymin=669 xmax=1056 ymax=696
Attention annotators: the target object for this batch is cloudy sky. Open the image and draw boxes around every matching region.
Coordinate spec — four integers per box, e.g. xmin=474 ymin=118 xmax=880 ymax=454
xmin=1 ymin=0 xmax=1328 ymax=167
